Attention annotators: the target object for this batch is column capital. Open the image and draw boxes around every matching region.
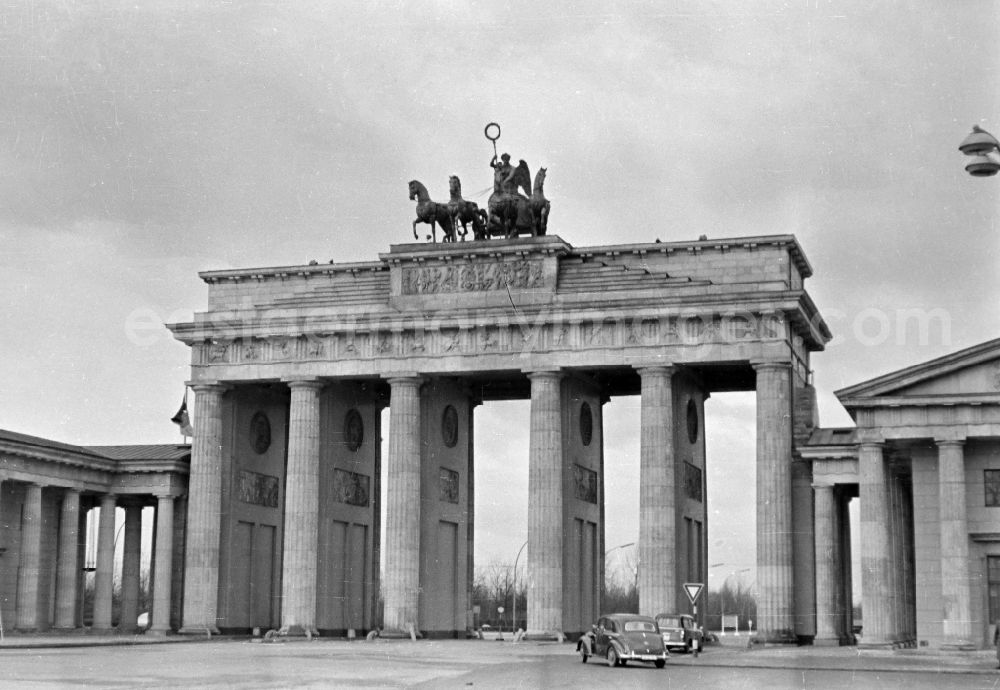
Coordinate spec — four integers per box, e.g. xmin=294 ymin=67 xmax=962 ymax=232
xmin=857 ymin=428 xmax=884 ymax=446
xmin=189 ymin=382 xmax=228 ymax=394
xmin=385 ymin=374 xmax=425 ymax=388
xmin=934 ymin=437 xmax=966 ymax=448
xmin=811 ymin=482 xmax=835 ymax=492
xmin=634 ymin=364 xmax=676 ymax=377
xmin=751 ymin=359 xmax=791 ymax=372
xmin=284 ymin=378 xmax=325 ymax=391
xmin=524 ymin=369 xmax=563 ymax=381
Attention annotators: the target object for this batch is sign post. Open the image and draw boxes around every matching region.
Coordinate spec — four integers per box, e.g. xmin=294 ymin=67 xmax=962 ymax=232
xmin=683 ymin=582 xmax=704 ymax=657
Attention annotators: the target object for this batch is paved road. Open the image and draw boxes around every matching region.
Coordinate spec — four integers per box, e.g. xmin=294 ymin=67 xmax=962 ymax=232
xmin=418 ymin=652 xmax=1000 ymax=689
xmin=1 ymin=639 xmax=997 ymax=689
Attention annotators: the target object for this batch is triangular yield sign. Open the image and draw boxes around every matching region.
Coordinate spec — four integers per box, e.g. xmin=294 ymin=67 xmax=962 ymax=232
xmin=683 ymin=582 xmax=703 ymax=604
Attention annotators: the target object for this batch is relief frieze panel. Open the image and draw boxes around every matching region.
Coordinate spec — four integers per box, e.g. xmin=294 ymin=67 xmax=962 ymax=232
xmin=573 ymin=464 xmax=598 ymax=504
xmin=237 ymin=469 xmax=280 ymax=508
xmin=332 ymin=468 xmax=370 ymax=507
xmin=193 ymin=312 xmax=785 ymax=365
xmin=401 ymin=259 xmax=545 ymax=295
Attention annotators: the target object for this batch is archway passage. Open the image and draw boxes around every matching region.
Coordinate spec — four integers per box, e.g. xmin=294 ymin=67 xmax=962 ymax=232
xmin=169 ymin=234 xmax=829 ymax=640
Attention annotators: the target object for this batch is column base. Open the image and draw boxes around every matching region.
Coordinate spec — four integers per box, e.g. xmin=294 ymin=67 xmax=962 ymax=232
xmin=178 ymin=625 xmax=220 ymax=636
xmin=857 ymin=641 xmax=896 ymax=649
xmin=378 ymin=626 xmax=423 ymax=640
xmin=522 ymin=630 xmax=565 ymax=642
xmin=753 ymin=630 xmax=797 ymax=645
xmin=279 ymin=624 xmax=319 ymax=638
xmin=146 ymin=627 xmax=172 ymax=637
xmin=812 ymin=634 xmax=842 ymax=647
xmin=941 ymin=642 xmax=977 ymax=652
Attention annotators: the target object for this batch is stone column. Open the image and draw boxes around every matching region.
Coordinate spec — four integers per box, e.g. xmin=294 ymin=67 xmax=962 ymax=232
xmin=859 ymin=440 xmax=894 ymax=646
xmin=839 ymin=494 xmax=854 ymax=642
xmin=280 ymin=379 xmax=323 ymax=637
xmin=16 ymin=483 xmax=44 ymax=631
xmin=149 ymin=494 xmax=174 ymax=634
xmin=382 ymin=376 xmax=423 ymax=635
xmin=54 ymin=488 xmax=81 ymax=629
xmin=119 ymin=504 xmax=143 ymax=633
xmin=937 ymin=439 xmax=973 ymax=647
xmin=753 ymin=362 xmax=795 ymax=642
xmin=526 ymin=370 xmax=564 ymax=638
xmin=813 ymin=484 xmax=839 ymax=645
xmin=92 ymin=494 xmax=117 ymax=631
xmin=888 ymin=468 xmax=906 ymax=643
xmin=180 ymin=383 xmax=226 ymax=635
xmin=636 ymin=365 xmax=676 ymax=616
xmin=901 ymin=478 xmax=916 ymax=642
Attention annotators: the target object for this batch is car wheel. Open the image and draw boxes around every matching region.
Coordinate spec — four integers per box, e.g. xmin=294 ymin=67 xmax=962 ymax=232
xmin=654 ymin=659 xmax=666 ymax=669
xmin=607 ymin=647 xmax=619 ymax=667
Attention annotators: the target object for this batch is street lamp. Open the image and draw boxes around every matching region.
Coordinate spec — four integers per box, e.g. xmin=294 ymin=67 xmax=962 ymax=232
xmin=959 ymin=125 xmax=1000 ymax=177
xmin=510 ymin=541 xmax=527 ymax=635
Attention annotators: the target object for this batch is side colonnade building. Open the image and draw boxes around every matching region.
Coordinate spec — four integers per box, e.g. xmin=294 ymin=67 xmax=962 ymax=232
xmin=167 ymin=235 xmax=831 ymax=641
xmin=803 ymin=338 xmax=1000 ymax=649
xmin=0 ymin=431 xmax=188 ymax=633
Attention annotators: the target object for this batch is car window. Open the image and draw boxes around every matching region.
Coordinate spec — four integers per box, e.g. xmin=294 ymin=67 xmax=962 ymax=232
xmin=657 ymin=616 xmax=681 ymax=627
xmin=623 ymin=621 xmax=657 ymax=632
xmin=607 ymin=620 xmax=618 ymax=633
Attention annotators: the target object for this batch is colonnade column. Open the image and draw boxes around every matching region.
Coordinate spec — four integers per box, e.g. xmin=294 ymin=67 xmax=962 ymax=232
xmin=525 ymin=370 xmax=564 ymax=638
xmin=149 ymin=494 xmax=175 ymax=634
xmin=859 ymin=440 xmax=894 ymax=646
xmin=382 ymin=376 xmax=423 ymax=635
xmin=636 ymin=365 xmax=676 ymax=616
xmin=839 ymin=494 xmax=855 ymax=641
xmin=15 ymin=483 xmax=43 ymax=631
xmin=753 ymin=361 xmax=795 ymax=641
xmin=180 ymin=383 xmax=226 ymax=635
xmin=54 ymin=489 xmax=81 ymax=629
xmin=812 ymin=484 xmax=839 ymax=644
xmin=280 ymin=379 xmax=324 ymax=637
xmin=119 ymin=504 xmax=143 ymax=633
xmin=937 ymin=439 xmax=973 ymax=647
xmin=92 ymin=493 xmax=117 ymax=631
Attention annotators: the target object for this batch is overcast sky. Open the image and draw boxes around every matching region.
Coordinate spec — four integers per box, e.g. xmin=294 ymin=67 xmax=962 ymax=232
xmin=2 ymin=1 xmax=999 ymax=586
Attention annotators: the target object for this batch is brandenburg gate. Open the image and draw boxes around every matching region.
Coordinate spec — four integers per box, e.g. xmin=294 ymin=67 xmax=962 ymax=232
xmin=168 ymin=233 xmax=830 ymax=641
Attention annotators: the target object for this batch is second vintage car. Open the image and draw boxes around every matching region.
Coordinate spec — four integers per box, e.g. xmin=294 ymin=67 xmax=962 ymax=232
xmin=577 ymin=613 xmax=669 ymax=668
xmin=655 ymin=613 xmax=704 ymax=653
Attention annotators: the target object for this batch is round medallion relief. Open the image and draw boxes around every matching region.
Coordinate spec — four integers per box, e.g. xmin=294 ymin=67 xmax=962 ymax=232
xmin=344 ymin=409 xmax=364 ymax=452
xmin=580 ymin=402 xmax=593 ymax=446
xmin=441 ymin=405 xmax=459 ymax=448
xmin=250 ymin=411 xmax=271 ymax=454
xmin=686 ymin=398 xmax=699 ymax=444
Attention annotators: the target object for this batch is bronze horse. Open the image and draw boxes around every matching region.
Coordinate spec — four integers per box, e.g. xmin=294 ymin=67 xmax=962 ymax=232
xmin=530 ymin=167 xmax=550 ymax=236
xmin=409 ymin=180 xmax=457 ymax=242
xmin=448 ymin=175 xmax=487 ymax=241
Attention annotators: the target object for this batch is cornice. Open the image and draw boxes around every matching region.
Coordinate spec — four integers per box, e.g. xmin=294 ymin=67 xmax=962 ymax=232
xmin=837 ymin=393 xmax=1000 ymax=409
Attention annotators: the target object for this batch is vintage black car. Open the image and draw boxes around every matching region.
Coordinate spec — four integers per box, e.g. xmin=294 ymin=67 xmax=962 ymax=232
xmin=576 ymin=613 xmax=668 ymax=668
xmin=654 ymin=613 xmax=704 ymax=653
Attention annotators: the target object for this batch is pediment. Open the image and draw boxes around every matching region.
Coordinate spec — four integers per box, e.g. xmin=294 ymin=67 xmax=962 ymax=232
xmin=836 ymin=337 xmax=1000 ymax=403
